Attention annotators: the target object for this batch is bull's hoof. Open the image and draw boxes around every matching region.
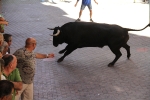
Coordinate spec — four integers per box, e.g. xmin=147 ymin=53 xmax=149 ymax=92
xmin=57 ymin=58 xmax=63 ymax=62
xmin=108 ymin=63 xmax=114 ymax=67
xmin=127 ymin=54 xmax=131 ymax=59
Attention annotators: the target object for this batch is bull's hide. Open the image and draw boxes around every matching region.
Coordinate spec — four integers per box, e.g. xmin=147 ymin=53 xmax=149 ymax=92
xmin=48 ymin=22 xmax=150 ymax=67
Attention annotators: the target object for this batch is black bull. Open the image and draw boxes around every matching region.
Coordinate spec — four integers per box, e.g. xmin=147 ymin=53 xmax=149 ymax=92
xmin=48 ymin=22 xmax=150 ymax=67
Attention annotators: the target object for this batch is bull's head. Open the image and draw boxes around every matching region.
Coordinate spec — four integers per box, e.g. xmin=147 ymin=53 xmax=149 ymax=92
xmin=48 ymin=26 xmax=63 ymax=47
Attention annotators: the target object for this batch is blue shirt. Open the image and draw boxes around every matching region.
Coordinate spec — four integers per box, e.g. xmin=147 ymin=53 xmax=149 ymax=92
xmin=79 ymin=0 xmax=91 ymax=5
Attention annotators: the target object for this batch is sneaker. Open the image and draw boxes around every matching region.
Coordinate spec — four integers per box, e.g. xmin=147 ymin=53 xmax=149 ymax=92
xmin=90 ymin=19 xmax=94 ymax=22
xmin=75 ymin=18 xmax=81 ymax=22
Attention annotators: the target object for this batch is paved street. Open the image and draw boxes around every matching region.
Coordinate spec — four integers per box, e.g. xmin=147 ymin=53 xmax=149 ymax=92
xmin=1 ymin=0 xmax=150 ymax=100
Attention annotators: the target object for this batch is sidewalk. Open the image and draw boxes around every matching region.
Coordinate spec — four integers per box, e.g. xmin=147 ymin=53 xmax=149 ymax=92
xmin=1 ymin=0 xmax=150 ymax=100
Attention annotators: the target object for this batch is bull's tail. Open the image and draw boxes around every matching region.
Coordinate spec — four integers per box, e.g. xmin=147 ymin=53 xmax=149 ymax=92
xmin=125 ymin=23 xmax=150 ymax=31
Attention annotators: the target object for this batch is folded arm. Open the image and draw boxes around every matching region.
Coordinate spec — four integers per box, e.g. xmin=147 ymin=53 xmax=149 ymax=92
xmin=12 ymin=81 xmax=23 ymax=91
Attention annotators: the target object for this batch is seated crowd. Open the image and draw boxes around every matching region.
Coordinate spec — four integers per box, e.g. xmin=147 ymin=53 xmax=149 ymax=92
xmin=0 ymin=14 xmax=55 ymax=100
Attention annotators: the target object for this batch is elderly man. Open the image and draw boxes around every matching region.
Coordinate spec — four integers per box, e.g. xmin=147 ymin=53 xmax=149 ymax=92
xmin=2 ymin=54 xmax=23 ymax=100
xmin=14 ymin=37 xmax=54 ymax=100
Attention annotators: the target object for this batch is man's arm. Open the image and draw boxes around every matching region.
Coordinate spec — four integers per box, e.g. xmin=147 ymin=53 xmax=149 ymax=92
xmin=74 ymin=0 xmax=79 ymax=7
xmin=11 ymin=81 xmax=23 ymax=90
xmin=94 ymin=0 xmax=98 ymax=4
xmin=12 ymin=68 xmax=23 ymax=91
xmin=36 ymin=53 xmax=54 ymax=59
xmin=0 ymin=21 xmax=8 ymax=26
xmin=0 ymin=17 xmax=8 ymax=26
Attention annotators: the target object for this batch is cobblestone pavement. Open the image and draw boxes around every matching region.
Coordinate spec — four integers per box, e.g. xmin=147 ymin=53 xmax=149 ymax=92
xmin=1 ymin=0 xmax=150 ymax=100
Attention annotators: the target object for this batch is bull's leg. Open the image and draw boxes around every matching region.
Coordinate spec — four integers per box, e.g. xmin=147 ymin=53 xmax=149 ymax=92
xmin=108 ymin=48 xmax=122 ymax=67
xmin=59 ymin=45 xmax=69 ymax=54
xmin=57 ymin=47 xmax=77 ymax=62
xmin=122 ymin=44 xmax=131 ymax=59
xmin=59 ymin=48 xmax=66 ymax=54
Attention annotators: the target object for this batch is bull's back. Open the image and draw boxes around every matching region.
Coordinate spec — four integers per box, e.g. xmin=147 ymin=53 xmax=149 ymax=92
xmin=62 ymin=22 xmax=126 ymax=36
xmin=61 ymin=22 xmax=128 ymax=47
xmin=62 ymin=22 xmax=111 ymax=37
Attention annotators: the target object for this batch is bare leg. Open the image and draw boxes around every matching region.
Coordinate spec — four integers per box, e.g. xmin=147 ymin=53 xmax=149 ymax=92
xmin=89 ymin=9 xmax=94 ymax=22
xmin=79 ymin=10 xmax=83 ymax=19
xmin=76 ymin=10 xmax=83 ymax=22
xmin=89 ymin=9 xmax=92 ymax=19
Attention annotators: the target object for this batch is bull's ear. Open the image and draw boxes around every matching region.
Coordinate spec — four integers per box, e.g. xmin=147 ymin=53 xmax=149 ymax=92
xmin=47 ymin=28 xmax=54 ymax=30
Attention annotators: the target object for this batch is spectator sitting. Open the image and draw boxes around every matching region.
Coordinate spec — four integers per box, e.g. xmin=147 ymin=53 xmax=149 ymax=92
xmin=0 ymin=80 xmax=14 ymax=100
xmin=3 ymin=34 xmax=12 ymax=54
xmin=2 ymin=54 xmax=23 ymax=100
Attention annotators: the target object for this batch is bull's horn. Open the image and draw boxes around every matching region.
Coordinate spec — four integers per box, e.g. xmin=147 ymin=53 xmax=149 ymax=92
xmin=51 ymin=30 xmax=60 ymax=36
xmin=47 ymin=28 xmax=54 ymax=30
